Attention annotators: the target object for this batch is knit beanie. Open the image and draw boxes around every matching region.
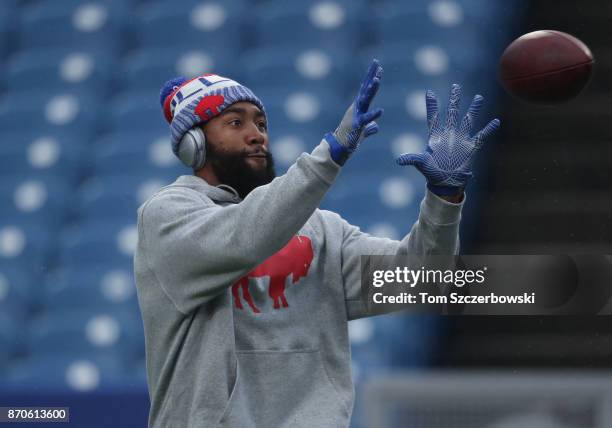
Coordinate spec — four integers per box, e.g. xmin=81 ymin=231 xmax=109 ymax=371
xmin=160 ymin=74 xmax=265 ymax=156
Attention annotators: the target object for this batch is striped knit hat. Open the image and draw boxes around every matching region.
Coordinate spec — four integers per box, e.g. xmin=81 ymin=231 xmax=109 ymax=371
xmin=160 ymin=74 xmax=265 ymax=156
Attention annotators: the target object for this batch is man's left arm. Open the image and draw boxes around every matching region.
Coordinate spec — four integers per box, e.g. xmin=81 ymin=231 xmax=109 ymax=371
xmin=336 ymin=189 xmax=464 ymax=320
xmin=338 ymin=83 xmax=500 ymax=320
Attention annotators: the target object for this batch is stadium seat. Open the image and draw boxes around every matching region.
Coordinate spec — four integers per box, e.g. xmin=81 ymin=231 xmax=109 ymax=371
xmin=240 ymin=47 xmax=351 ymax=97
xmin=121 ymin=46 xmax=236 ymax=93
xmin=252 ymin=1 xmax=368 ymax=51
xmin=3 ymin=353 xmax=131 ymax=392
xmin=0 ymin=131 xmax=87 ymax=183
xmin=93 ymin=129 xmax=170 ymax=152
xmin=43 ymin=265 xmax=139 ymax=314
xmin=92 ymin=132 xmax=186 ymax=176
xmin=58 ymin=218 xmax=139 ymax=268
xmin=0 ymin=90 xmax=101 ymax=137
xmin=105 ymin=90 xmax=168 ymax=134
xmin=0 ymin=0 xmax=17 ymax=60
xmin=458 ymin=0 xmax=529 ymax=21
xmin=5 ymin=47 xmax=115 ymax=95
xmin=0 ymin=173 xmax=71 ymax=229
xmin=74 ymin=172 xmax=178 ymax=222
xmin=374 ymin=1 xmax=485 ymax=45
xmin=321 ymin=170 xmax=423 ymax=234
xmin=26 ymin=309 xmax=143 ymax=362
xmin=259 ymin=88 xmax=344 ymax=140
xmin=358 ymin=41 xmax=490 ymax=85
xmin=0 ymin=173 xmax=69 ymax=271
xmin=372 ymin=82 xmax=439 ymax=126
xmin=0 ymin=221 xmax=54 ymax=274
xmin=256 ymin=0 xmax=369 ymax=8
xmin=89 ymin=129 xmax=182 ymax=176
xmin=0 ymin=264 xmax=37 ymax=320
xmin=20 ymin=0 xmax=128 ymax=52
xmin=0 ymin=311 xmax=19 ymax=367
xmin=376 ymin=81 xmax=500 ymax=141
xmin=350 ymin=314 xmax=443 ymax=370
xmin=0 ymin=0 xmax=518 ymax=400
xmin=134 ymin=0 xmax=244 ymax=50
xmin=269 ymin=129 xmax=324 ymax=173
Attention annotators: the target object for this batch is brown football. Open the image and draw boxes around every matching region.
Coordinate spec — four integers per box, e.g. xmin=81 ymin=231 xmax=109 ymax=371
xmin=499 ymin=30 xmax=594 ymax=104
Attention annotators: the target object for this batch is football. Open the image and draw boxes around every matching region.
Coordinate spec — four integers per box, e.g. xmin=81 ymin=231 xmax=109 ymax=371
xmin=499 ymin=30 xmax=594 ymax=104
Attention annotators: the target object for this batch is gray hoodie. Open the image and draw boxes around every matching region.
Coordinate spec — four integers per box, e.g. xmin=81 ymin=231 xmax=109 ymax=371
xmin=133 ymin=139 xmax=464 ymax=427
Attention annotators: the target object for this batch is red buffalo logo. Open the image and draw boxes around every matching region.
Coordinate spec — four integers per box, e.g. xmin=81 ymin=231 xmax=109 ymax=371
xmin=231 ymin=235 xmax=314 ymax=313
xmin=195 ymin=95 xmax=225 ymax=120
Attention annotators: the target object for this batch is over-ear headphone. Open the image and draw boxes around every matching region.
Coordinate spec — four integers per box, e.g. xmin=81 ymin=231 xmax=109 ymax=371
xmin=177 ymin=127 xmax=206 ymax=171
xmin=161 ymin=74 xmax=265 ymax=171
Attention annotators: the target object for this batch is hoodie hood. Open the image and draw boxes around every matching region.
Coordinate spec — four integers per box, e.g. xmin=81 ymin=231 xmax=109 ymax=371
xmin=173 ymin=175 xmax=242 ymax=204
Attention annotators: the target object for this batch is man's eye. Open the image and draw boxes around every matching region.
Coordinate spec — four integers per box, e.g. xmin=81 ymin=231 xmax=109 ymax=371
xmin=258 ymin=122 xmax=268 ymax=131
xmin=229 ymin=119 xmax=241 ymax=126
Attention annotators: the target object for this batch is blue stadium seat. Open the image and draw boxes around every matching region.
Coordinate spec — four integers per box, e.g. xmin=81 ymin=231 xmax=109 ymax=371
xmin=93 ymin=133 xmax=186 ymax=176
xmin=3 ymin=354 xmax=130 ymax=392
xmin=256 ymin=0 xmax=369 ymax=7
xmin=264 ymin=106 xmax=336 ymax=144
xmin=0 ymin=311 xmax=19 ymax=367
xmin=0 ymin=0 xmax=17 ymax=21
xmin=135 ymin=0 xmax=244 ymax=50
xmin=269 ymin=129 xmax=324 ymax=174
xmin=0 ymin=221 xmax=54 ymax=273
xmin=5 ymin=48 xmax=115 ymax=95
xmin=458 ymin=0 xmax=528 ymax=21
xmin=43 ymin=265 xmax=139 ymax=314
xmin=372 ymin=82 xmax=442 ymax=126
xmin=240 ymin=47 xmax=351 ymax=97
xmin=259 ymin=88 xmax=344 ymax=139
xmin=377 ymin=81 xmax=500 ymax=138
xmin=374 ymin=1 xmax=481 ymax=45
xmin=0 ymin=173 xmax=68 ymax=271
xmin=0 ymin=174 xmax=71 ymax=230
xmin=130 ymin=357 xmax=148 ymax=384
xmin=0 ymin=90 xmax=101 ymax=136
xmin=94 ymin=129 xmax=170 ymax=153
xmin=350 ymin=314 xmax=442 ymax=371
xmin=358 ymin=41 xmax=489 ymax=85
xmin=74 ymin=172 xmax=177 ymax=222
xmin=121 ymin=46 xmax=236 ymax=93
xmin=0 ymin=0 xmax=518 ymax=401
xmin=0 ymin=0 xmax=17 ymax=60
xmin=26 ymin=309 xmax=143 ymax=362
xmin=254 ymin=83 xmax=345 ymax=109
xmin=105 ymin=90 xmax=167 ymax=134
xmin=0 ymin=264 xmax=37 ymax=320
xmin=252 ymin=2 xmax=367 ymax=51
xmin=0 ymin=131 xmax=87 ymax=183
xmin=58 ymin=219 xmax=139 ymax=267
xmin=374 ymin=0 xmax=527 ymax=49
xmin=321 ymin=170 xmax=423 ymax=233
xmin=20 ymin=0 xmax=128 ymax=52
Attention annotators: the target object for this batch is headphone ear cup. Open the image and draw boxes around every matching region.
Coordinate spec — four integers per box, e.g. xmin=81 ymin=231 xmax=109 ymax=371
xmin=177 ymin=127 xmax=206 ymax=170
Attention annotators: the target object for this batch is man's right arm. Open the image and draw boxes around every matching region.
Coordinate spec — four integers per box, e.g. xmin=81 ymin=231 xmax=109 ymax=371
xmin=138 ymin=139 xmax=340 ymax=314
xmin=138 ymin=59 xmax=384 ymax=314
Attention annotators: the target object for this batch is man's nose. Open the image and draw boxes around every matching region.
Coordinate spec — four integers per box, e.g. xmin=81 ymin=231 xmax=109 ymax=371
xmin=246 ymin=124 xmax=266 ymax=146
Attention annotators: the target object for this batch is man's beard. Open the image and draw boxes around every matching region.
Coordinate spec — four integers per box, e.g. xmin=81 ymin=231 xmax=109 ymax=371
xmin=206 ymin=143 xmax=276 ymax=199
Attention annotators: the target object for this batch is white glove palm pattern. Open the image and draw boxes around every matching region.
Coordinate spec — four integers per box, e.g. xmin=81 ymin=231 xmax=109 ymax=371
xmin=397 ymin=84 xmax=500 ymax=196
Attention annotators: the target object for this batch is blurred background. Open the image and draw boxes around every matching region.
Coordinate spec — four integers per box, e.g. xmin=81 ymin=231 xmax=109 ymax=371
xmin=1 ymin=0 xmax=611 ymax=427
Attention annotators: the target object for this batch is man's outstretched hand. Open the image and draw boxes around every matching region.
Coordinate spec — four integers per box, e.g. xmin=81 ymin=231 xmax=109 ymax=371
xmin=325 ymin=59 xmax=384 ymax=166
xmin=396 ymin=84 xmax=500 ymax=198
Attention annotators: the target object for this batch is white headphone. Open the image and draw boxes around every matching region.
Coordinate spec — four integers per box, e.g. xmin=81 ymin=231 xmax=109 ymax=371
xmin=177 ymin=127 xmax=206 ymax=171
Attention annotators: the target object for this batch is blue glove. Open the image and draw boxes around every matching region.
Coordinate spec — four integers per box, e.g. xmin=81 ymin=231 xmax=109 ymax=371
xmin=325 ymin=59 xmax=384 ymax=166
xmin=396 ymin=84 xmax=500 ymax=196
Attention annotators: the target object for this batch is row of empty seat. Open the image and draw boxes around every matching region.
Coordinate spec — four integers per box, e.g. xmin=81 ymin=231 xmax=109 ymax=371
xmin=0 ymin=0 xmax=523 ymax=398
